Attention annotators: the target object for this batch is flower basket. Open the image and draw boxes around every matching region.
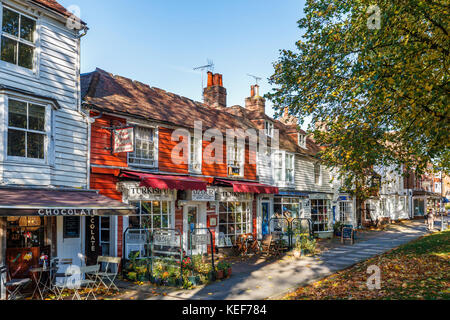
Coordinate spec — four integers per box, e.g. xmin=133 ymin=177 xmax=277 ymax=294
xmin=216 ymin=270 xmax=224 ymax=279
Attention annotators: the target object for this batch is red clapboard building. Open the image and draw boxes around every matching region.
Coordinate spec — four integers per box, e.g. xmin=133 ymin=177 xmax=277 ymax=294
xmin=81 ymin=68 xmax=278 ymax=261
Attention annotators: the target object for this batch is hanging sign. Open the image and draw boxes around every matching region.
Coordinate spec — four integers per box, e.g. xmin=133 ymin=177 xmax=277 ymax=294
xmin=113 ymin=127 xmax=135 ymax=153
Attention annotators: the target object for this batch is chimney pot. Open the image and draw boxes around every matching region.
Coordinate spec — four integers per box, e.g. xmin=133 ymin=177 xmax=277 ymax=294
xmin=207 ymin=71 xmax=213 ymax=87
xmin=254 ymin=85 xmax=260 ymax=97
xmin=219 ymin=74 xmax=223 ymax=87
xmin=250 ymin=85 xmax=255 ymax=97
xmin=213 ymin=74 xmax=220 ymax=86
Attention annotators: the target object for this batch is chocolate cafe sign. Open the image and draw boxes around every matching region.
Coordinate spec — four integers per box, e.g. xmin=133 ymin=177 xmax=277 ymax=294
xmin=38 ymin=208 xmax=98 ymax=216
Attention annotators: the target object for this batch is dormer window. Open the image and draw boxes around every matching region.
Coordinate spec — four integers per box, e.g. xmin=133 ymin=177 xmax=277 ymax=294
xmin=265 ymin=121 xmax=274 ymax=138
xmin=1 ymin=7 xmax=36 ymax=70
xmin=298 ymin=133 xmax=306 ymax=148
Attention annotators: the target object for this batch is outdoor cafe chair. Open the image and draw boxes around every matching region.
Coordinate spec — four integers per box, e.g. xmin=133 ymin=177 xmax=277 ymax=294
xmin=54 ymin=264 xmax=100 ymax=300
xmin=95 ymin=256 xmax=121 ymax=294
xmin=0 ymin=265 xmax=31 ymax=300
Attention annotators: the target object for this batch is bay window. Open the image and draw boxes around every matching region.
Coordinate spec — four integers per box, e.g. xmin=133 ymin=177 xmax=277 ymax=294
xmin=1 ymin=7 xmax=36 ymax=70
xmin=128 ymin=200 xmax=173 ymax=231
xmin=7 ymin=98 xmax=48 ymax=161
xmin=311 ymin=199 xmax=331 ymax=232
xmin=128 ymin=126 xmax=157 ymax=167
xmin=189 ymin=135 xmax=202 ymax=173
xmin=218 ymin=201 xmax=252 ymax=246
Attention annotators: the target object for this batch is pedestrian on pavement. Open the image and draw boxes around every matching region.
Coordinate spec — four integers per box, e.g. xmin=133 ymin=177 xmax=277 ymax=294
xmin=427 ymin=208 xmax=434 ymax=231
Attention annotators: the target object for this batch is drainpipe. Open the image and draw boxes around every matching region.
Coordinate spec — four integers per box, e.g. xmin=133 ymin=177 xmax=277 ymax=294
xmin=75 ymin=26 xmax=90 ymax=189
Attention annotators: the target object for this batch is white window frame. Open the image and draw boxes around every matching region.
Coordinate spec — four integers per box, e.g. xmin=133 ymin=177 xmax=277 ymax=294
xmin=0 ymin=4 xmax=38 ymax=74
xmin=273 ymin=151 xmax=295 ymax=185
xmin=311 ymin=199 xmax=331 ymax=232
xmin=298 ymin=133 xmax=306 ymax=148
xmin=128 ymin=200 xmax=174 ymax=231
xmin=339 ymin=201 xmax=353 ymax=223
xmin=264 ymin=121 xmax=274 ymax=138
xmin=4 ymin=95 xmax=51 ymax=165
xmin=314 ymin=162 xmax=322 ymax=186
xmin=127 ymin=125 xmax=158 ymax=168
xmin=285 ymin=153 xmax=294 ymax=184
xmin=189 ymin=134 xmax=202 ymax=174
xmin=218 ymin=201 xmax=252 ymax=247
xmin=227 ymin=137 xmax=244 ymax=177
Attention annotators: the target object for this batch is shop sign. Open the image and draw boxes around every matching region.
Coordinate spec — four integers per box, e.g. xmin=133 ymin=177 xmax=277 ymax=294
xmin=192 ymin=188 xmax=216 ymax=202
xmin=113 ymin=127 xmax=135 ymax=153
xmin=125 ymin=185 xmax=175 ymax=201
xmin=191 ymin=234 xmax=209 ymax=245
xmin=85 ymin=216 xmax=100 ymax=265
xmin=38 ymin=208 xmax=98 ymax=216
xmin=153 ymin=233 xmax=179 ymax=246
xmin=309 ymin=194 xmax=333 ymax=200
xmin=217 ymin=189 xmax=253 ymax=202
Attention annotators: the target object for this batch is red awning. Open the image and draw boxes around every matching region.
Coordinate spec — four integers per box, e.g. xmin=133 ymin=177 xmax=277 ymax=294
xmin=215 ymin=179 xmax=279 ymax=194
xmin=121 ymin=171 xmax=207 ymax=191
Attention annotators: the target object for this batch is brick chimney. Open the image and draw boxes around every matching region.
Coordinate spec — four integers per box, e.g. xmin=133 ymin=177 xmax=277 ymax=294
xmin=245 ymin=84 xmax=266 ymax=114
xmin=203 ymin=71 xmax=227 ymax=109
xmin=279 ymin=107 xmax=298 ymax=125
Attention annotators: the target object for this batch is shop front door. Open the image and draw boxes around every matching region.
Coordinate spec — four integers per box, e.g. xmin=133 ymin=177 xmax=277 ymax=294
xmin=261 ymin=201 xmax=270 ymax=237
xmin=57 ymin=216 xmax=83 ymax=270
xmin=183 ymin=203 xmax=207 ymax=255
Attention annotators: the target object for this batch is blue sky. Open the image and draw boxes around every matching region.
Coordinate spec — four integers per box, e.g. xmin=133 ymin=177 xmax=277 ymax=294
xmin=60 ymin=0 xmax=306 ymax=120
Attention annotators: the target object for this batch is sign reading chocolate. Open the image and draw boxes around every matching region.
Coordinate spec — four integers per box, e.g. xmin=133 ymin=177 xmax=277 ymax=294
xmin=38 ymin=208 xmax=98 ymax=216
xmin=113 ymin=127 xmax=135 ymax=153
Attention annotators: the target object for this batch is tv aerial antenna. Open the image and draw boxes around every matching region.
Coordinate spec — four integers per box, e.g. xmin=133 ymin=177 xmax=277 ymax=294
xmin=247 ymin=73 xmax=262 ymax=85
xmin=194 ymin=59 xmax=215 ymax=97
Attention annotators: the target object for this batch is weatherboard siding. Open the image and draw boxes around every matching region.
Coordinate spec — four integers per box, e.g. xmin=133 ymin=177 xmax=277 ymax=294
xmin=0 ymin=1 xmax=87 ymax=188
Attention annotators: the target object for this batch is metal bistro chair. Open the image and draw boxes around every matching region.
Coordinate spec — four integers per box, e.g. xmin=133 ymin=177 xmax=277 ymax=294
xmin=54 ymin=264 xmax=99 ymax=300
xmin=0 ymin=265 xmax=31 ymax=300
xmin=96 ymin=256 xmax=121 ymax=294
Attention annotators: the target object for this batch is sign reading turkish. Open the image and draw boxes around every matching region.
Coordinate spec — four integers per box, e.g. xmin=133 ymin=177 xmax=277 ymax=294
xmin=113 ymin=127 xmax=135 ymax=153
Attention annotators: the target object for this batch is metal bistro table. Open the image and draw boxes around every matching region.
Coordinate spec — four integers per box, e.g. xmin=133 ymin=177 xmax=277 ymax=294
xmin=30 ymin=266 xmax=57 ymax=300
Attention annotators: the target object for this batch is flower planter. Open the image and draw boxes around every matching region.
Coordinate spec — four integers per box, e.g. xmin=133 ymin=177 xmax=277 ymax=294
xmin=188 ymin=276 xmax=200 ymax=286
xmin=216 ymin=270 xmax=224 ymax=279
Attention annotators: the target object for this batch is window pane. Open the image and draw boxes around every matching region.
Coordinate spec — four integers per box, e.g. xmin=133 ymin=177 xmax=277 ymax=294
xmin=1 ymin=36 xmax=17 ymax=65
xmin=28 ymin=104 xmax=45 ymax=131
xmin=18 ymin=42 xmax=33 ymax=69
xmin=101 ymin=217 xmax=110 ymax=229
xmin=101 ymin=231 xmax=110 ymax=242
xmin=8 ymin=100 xmax=27 ymax=128
xmin=20 ymin=15 xmax=35 ymax=42
xmin=2 ymin=8 xmax=19 ymax=36
xmin=7 ymin=129 xmax=25 ymax=157
xmin=27 ymin=132 xmax=45 ymax=159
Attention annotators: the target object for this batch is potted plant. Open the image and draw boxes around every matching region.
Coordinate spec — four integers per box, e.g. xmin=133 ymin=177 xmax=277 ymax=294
xmin=217 ymin=261 xmax=230 ymax=278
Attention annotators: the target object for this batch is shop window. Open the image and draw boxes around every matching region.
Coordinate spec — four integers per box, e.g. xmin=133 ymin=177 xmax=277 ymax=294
xmin=311 ymin=199 xmax=331 ymax=232
xmin=274 ymin=197 xmax=302 ymax=219
xmin=339 ymin=202 xmax=352 ymax=224
xmin=218 ymin=201 xmax=252 ymax=246
xmin=129 ymin=200 xmax=173 ymax=231
xmin=6 ymin=216 xmax=44 ymax=248
xmin=7 ymin=98 xmax=48 ymax=161
xmin=63 ymin=217 xmax=80 ymax=239
xmin=1 ymin=7 xmax=36 ymax=70
xmin=189 ymin=135 xmax=202 ymax=173
xmin=227 ymin=137 xmax=244 ymax=177
xmin=128 ymin=126 xmax=157 ymax=167
xmin=99 ymin=217 xmax=110 ymax=256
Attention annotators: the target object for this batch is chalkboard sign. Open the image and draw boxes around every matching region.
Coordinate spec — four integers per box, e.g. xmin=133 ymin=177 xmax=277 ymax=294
xmin=341 ymin=227 xmax=354 ymax=245
xmin=63 ymin=217 xmax=80 ymax=239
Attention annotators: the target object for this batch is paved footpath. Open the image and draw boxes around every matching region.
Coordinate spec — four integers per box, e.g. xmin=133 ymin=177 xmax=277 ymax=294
xmin=117 ymin=219 xmax=443 ymax=300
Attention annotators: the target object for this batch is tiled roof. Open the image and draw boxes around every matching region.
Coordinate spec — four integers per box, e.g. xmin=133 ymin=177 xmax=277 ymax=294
xmin=81 ymin=68 xmax=321 ymax=157
xmin=31 ymin=0 xmax=85 ymax=24
xmin=81 ymin=68 xmax=257 ymax=132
